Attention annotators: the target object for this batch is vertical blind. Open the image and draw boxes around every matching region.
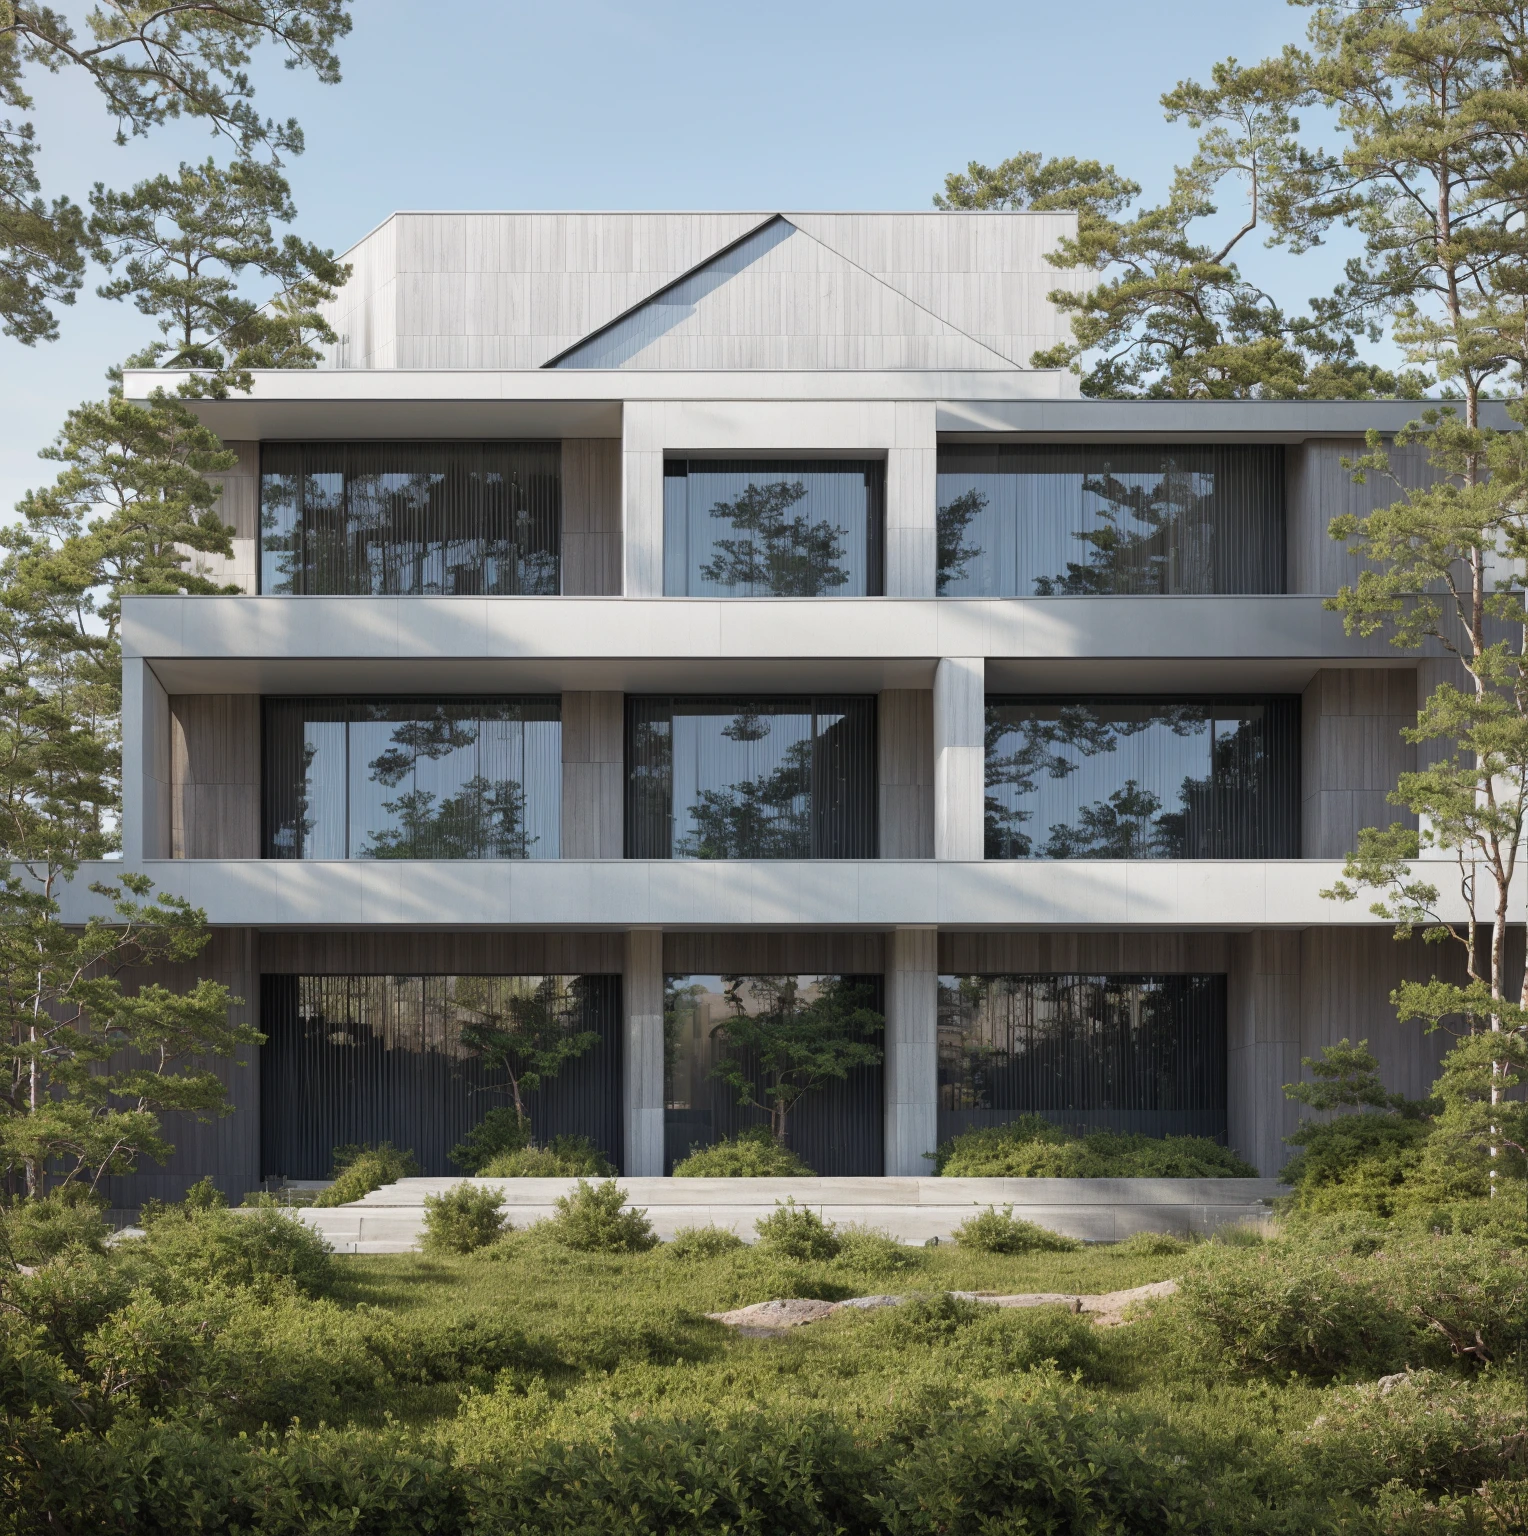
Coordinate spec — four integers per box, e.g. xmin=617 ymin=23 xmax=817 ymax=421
xmin=625 ymin=696 xmax=878 ymax=859
xmin=260 ymin=973 xmax=622 ymax=1178
xmin=985 ymin=697 xmax=1300 ymax=859
xmin=937 ymin=973 xmax=1227 ymax=1141
xmin=264 ymin=697 xmax=561 ymax=860
xmin=936 ymin=445 xmax=1285 ymax=596
xmin=664 ymin=973 xmax=885 ymax=1175
xmin=663 ymin=460 xmax=885 ymax=596
xmin=260 ymin=442 xmax=562 ymax=595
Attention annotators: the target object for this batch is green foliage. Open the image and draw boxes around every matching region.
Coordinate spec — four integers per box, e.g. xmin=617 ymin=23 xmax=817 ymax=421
xmin=954 ymin=1206 xmax=1083 ymax=1255
xmin=130 ymin=1195 xmax=335 ymax=1299
xmin=311 ymin=1143 xmax=418 ymax=1208
xmin=1111 ymin=1230 xmax=1192 ymax=1258
xmin=832 ymin=1225 xmax=921 ymax=1275
xmin=935 ymin=1116 xmax=1258 ymax=1177
xmin=671 ymin=1127 xmax=814 ymax=1177
xmin=698 ymin=478 xmax=849 ymax=596
xmin=543 ymin=1180 xmax=657 ymax=1254
xmin=421 ymin=1184 xmax=508 ymax=1255
xmin=666 ymin=1225 xmax=746 ymax=1261
xmin=0 ymin=1186 xmax=109 ymax=1265
xmin=450 ymin=1106 xmax=529 ymax=1173
xmin=754 ymin=1199 xmax=842 ymax=1261
xmin=707 ymin=975 xmax=884 ymax=1146
xmin=479 ymin=1135 xmax=615 ymax=1178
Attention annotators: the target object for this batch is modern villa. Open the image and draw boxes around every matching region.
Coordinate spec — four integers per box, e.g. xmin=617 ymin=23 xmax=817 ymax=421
xmin=86 ymin=209 xmax=1494 ymax=1207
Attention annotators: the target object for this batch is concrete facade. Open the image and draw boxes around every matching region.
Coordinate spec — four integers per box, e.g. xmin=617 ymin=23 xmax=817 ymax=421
xmin=83 ymin=209 xmax=1507 ymax=1203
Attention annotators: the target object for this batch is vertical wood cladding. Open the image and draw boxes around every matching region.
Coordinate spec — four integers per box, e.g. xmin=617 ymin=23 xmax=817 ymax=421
xmin=1286 ymin=438 xmax=1446 ymax=596
xmin=561 ymin=691 xmax=623 ymax=858
xmin=196 ymin=440 xmax=259 ymax=593
xmin=663 ymin=931 xmax=887 ymax=975
xmin=170 ymin=695 xmax=260 ymax=859
xmin=561 ymin=439 xmax=622 ymax=594
xmin=256 ymin=931 xmax=625 ymax=974
xmin=879 ymin=689 xmax=934 ymax=858
xmin=1300 ymin=668 xmax=1418 ymax=858
xmin=938 ymin=932 xmax=1231 ymax=975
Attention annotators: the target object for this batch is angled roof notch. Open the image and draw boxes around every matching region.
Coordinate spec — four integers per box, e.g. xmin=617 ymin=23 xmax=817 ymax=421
xmin=540 ymin=214 xmax=788 ymax=368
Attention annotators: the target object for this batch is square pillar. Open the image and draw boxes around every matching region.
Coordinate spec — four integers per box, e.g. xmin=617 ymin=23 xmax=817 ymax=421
xmin=884 ymin=925 xmax=939 ymax=1175
xmin=623 ymin=928 xmax=665 ymax=1175
xmin=122 ymin=657 xmax=171 ymax=862
xmin=622 ymin=402 xmax=663 ymax=597
xmin=885 ymin=400 xmax=936 ymax=597
xmin=934 ymin=656 xmax=985 ymax=861
xmin=561 ymin=691 xmax=623 ymax=858
xmin=1227 ymin=930 xmax=1302 ymax=1174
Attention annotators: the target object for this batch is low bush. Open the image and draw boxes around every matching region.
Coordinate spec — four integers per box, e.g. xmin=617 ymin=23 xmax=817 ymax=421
xmin=1379 ymin=1229 xmax=1527 ymax=1368
xmin=311 ymin=1142 xmax=419 ymax=1207
xmin=1177 ymin=1246 xmax=1405 ymax=1380
xmin=666 ymin=1225 xmax=746 ymax=1260
xmin=450 ymin=1107 xmax=530 ymax=1173
xmin=954 ymin=1206 xmax=1083 ymax=1255
xmin=1280 ymin=1109 xmax=1433 ymax=1216
xmin=133 ymin=1198 xmax=336 ymax=1299
xmin=833 ymin=1224 xmax=921 ymax=1273
xmin=754 ymin=1199 xmax=841 ymax=1261
xmin=543 ymin=1180 xmax=657 ymax=1253
xmin=934 ymin=1115 xmax=1258 ymax=1177
xmin=479 ymin=1134 xmax=615 ymax=1178
xmin=878 ymin=1290 xmax=989 ymax=1343
xmin=671 ymin=1128 xmax=814 ymax=1177
xmin=0 ymin=1186 xmax=110 ymax=1265
xmin=1111 ymin=1230 xmax=1191 ymax=1257
xmin=421 ymin=1184 xmax=509 ymax=1254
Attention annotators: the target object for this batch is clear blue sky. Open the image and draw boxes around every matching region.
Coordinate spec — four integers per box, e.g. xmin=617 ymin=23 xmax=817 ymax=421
xmin=1 ymin=0 xmax=1353 ymax=516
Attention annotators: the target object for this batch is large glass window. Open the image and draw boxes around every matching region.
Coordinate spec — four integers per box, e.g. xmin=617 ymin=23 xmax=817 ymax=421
xmin=663 ymin=459 xmax=884 ymax=596
xmin=936 ymin=444 xmax=1284 ymax=596
xmin=260 ymin=974 xmax=621 ymax=1177
xmin=938 ymin=973 xmax=1227 ymax=1142
xmin=626 ymin=696 xmax=877 ymax=859
xmin=260 ymin=442 xmax=561 ymax=595
xmin=263 ymin=697 xmax=561 ymax=860
xmin=665 ymin=973 xmax=884 ymax=1174
xmin=985 ymin=697 xmax=1299 ymax=859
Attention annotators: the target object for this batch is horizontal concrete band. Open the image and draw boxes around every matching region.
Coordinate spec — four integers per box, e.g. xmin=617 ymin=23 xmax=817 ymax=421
xmin=124 ymin=594 xmax=1423 ymax=666
xmin=57 ymin=858 xmax=1496 ymax=929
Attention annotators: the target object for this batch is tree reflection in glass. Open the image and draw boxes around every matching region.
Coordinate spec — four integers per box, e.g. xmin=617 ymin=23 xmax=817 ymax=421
xmin=674 ymin=708 xmax=815 ymax=858
xmin=700 ymin=479 xmax=849 ymax=597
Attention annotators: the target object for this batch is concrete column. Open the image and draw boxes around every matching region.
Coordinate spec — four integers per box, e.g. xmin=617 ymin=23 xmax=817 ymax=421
xmin=621 ymin=402 xmax=664 ymax=597
xmin=878 ymin=689 xmax=934 ymax=858
xmin=885 ymin=400 xmax=936 ymax=597
xmin=561 ymin=691 xmax=624 ymax=858
xmin=1227 ymin=930 xmax=1302 ymax=1174
xmin=884 ymin=925 xmax=939 ymax=1175
xmin=934 ymin=656 xmax=985 ymax=861
xmin=122 ymin=657 xmax=171 ymax=862
xmin=623 ymin=927 xmax=665 ymax=1175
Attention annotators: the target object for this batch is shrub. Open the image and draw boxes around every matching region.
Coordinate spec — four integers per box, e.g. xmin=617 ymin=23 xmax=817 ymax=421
xmin=1112 ymin=1230 xmax=1191 ymax=1257
xmin=934 ymin=1116 xmax=1258 ymax=1177
xmin=671 ymin=1128 xmax=814 ymax=1177
xmin=754 ymin=1199 xmax=841 ymax=1261
xmin=1280 ymin=1110 xmax=1433 ymax=1216
xmin=953 ymin=1206 xmax=1082 ymax=1255
xmin=833 ymin=1224 xmax=921 ymax=1273
xmin=1380 ymin=1230 xmax=1528 ymax=1368
xmin=311 ymin=1143 xmax=419 ymax=1207
xmin=479 ymin=1135 xmax=615 ymax=1178
xmin=134 ymin=1200 xmax=336 ymax=1298
xmin=881 ymin=1291 xmax=990 ymax=1343
xmin=421 ymin=1184 xmax=509 ymax=1255
xmin=1177 ymin=1247 xmax=1405 ymax=1379
xmin=544 ymin=1180 xmax=657 ymax=1253
xmin=0 ymin=1187 xmax=110 ymax=1265
xmin=450 ymin=1107 xmax=531 ymax=1173
xmin=667 ymin=1225 xmax=746 ymax=1260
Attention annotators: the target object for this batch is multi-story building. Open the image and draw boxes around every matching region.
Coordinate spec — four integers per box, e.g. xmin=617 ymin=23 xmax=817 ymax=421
xmin=84 ymin=209 xmax=1501 ymax=1206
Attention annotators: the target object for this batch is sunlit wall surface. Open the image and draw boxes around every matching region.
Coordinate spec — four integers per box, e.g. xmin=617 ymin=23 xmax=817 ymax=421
xmin=263 ymin=697 xmax=562 ymax=859
xmin=984 ymin=697 xmax=1299 ymax=860
xmin=625 ymin=696 xmax=877 ymax=858
xmin=260 ymin=974 xmax=622 ymax=1178
xmin=664 ymin=973 xmax=885 ymax=1175
xmin=937 ymin=973 xmax=1227 ymax=1142
xmin=259 ymin=442 xmax=562 ymax=595
xmin=663 ymin=459 xmax=884 ymax=596
xmin=935 ymin=445 xmax=1284 ymax=596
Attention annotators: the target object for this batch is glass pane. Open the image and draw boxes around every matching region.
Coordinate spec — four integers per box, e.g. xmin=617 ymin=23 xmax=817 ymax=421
xmin=985 ymin=698 xmax=1297 ymax=859
xmin=663 ymin=460 xmax=883 ymax=596
xmin=937 ymin=445 xmax=1283 ymax=596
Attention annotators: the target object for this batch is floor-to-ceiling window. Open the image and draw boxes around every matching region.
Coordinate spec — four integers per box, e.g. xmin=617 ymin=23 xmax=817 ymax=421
xmin=984 ymin=697 xmax=1299 ymax=859
xmin=263 ymin=697 xmax=561 ymax=860
xmin=260 ymin=973 xmax=622 ymax=1178
xmin=664 ymin=973 xmax=885 ymax=1174
xmin=260 ymin=442 xmax=561 ymax=595
xmin=936 ymin=444 xmax=1284 ymax=597
xmin=663 ymin=459 xmax=884 ymax=596
xmin=626 ymin=696 xmax=877 ymax=858
xmin=937 ymin=973 xmax=1227 ymax=1143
